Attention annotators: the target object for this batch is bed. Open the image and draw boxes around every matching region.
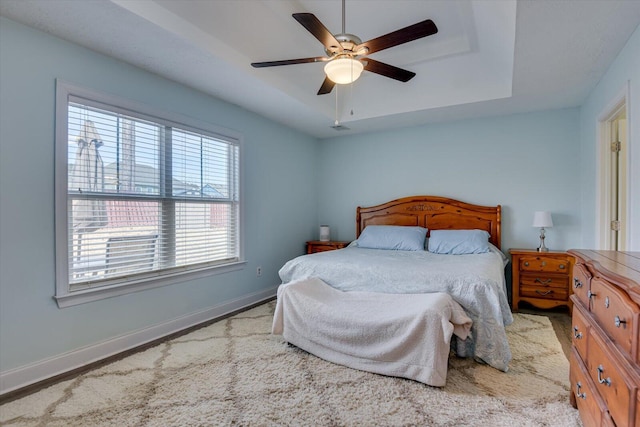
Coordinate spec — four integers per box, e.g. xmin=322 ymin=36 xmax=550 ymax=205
xmin=274 ymin=195 xmax=514 ymax=381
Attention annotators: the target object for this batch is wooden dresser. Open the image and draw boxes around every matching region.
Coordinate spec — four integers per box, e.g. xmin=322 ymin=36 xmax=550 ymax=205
xmin=569 ymin=250 xmax=640 ymax=427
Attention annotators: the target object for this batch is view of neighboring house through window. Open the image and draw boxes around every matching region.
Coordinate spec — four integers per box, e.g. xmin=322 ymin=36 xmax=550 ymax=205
xmin=55 ymin=82 xmax=242 ymax=306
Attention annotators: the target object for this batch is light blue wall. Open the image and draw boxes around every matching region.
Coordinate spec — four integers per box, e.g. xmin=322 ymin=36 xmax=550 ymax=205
xmin=579 ymin=24 xmax=640 ymax=250
xmin=1 ymin=13 xmax=639 ymax=386
xmin=0 ymin=17 xmax=318 ymax=372
xmin=317 ymin=109 xmax=582 ymax=252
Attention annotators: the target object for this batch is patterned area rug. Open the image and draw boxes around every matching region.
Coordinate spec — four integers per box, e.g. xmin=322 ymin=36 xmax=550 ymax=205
xmin=0 ymin=301 xmax=581 ymax=426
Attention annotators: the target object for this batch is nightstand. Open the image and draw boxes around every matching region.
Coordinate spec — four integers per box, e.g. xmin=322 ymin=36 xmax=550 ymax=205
xmin=509 ymin=249 xmax=573 ymax=312
xmin=306 ymin=240 xmax=349 ymax=254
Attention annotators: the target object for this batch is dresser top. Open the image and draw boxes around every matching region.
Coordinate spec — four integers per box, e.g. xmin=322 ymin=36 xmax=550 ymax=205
xmin=568 ymin=250 xmax=640 ymax=302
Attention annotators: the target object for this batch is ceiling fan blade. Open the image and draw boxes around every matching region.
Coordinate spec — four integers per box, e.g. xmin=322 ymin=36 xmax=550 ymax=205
xmin=363 ymin=59 xmax=416 ymax=82
xmin=293 ymin=13 xmax=342 ymax=50
xmin=357 ymin=19 xmax=437 ymax=55
xmin=251 ymin=57 xmax=327 ymax=68
xmin=317 ymin=77 xmax=336 ymax=95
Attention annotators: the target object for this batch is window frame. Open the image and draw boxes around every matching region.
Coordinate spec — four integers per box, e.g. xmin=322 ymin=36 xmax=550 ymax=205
xmin=54 ymin=80 xmax=245 ymax=308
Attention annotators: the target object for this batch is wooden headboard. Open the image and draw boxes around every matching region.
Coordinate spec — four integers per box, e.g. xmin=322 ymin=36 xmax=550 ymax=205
xmin=356 ymin=196 xmax=502 ymax=250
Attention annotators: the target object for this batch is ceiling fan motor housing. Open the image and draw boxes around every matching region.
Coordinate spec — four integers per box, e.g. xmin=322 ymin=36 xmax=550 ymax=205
xmin=325 ymin=34 xmax=368 ymax=57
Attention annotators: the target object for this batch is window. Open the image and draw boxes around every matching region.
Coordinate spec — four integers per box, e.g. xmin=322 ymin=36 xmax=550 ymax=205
xmin=55 ymin=82 xmax=243 ymax=307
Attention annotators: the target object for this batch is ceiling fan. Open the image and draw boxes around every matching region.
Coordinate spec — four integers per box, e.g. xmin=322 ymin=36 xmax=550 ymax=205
xmin=251 ymin=0 xmax=438 ymax=95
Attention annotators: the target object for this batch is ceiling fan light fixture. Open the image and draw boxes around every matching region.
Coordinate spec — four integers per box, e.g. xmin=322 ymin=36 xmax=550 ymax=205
xmin=324 ymin=57 xmax=364 ymax=84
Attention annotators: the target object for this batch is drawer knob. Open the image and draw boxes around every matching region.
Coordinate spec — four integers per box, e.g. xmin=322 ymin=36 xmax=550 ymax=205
xmin=535 ymin=290 xmax=553 ymax=296
xmin=604 ymin=296 xmax=610 ymax=308
xmin=614 ymin=315 xmax=627 ymax=328
xmin=573 ymin=326 xmax=583 ymax=339
xmin=573 ymin=278 xmax=583 ymax=288
xmin=524 ymin=261 xmax=529 ymax=267
xmin=559 ymin=264 xmax=565 ymax=269
xmin=535 ymin=278 xmax=552 ymax=285
xmin=597 ymin=365 xmax=611 ymax=386
xmin=575 ymin=381 xmax=587 ymax=399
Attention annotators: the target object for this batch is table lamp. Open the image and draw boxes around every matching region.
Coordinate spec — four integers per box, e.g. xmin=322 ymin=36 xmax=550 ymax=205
xmin=532 ymin=211 xmax=553 ymax=252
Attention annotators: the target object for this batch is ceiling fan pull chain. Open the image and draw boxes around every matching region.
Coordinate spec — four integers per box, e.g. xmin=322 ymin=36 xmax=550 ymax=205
xmin=335 ymin=83 xmax=339 ymax=126
xmin=350 ymin=61 xmax=354 ymax=116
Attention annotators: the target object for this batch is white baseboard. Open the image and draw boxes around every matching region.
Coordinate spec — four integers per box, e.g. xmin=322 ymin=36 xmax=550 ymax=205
xmin=0 ymin=286 xmax=278 ymax=396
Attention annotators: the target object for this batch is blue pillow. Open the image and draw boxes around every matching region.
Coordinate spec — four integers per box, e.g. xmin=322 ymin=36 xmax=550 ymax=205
xmin=357 ymin=225 xmax=427 ymax=251
xmin=428 ymin=229 xmax=490 ymax=254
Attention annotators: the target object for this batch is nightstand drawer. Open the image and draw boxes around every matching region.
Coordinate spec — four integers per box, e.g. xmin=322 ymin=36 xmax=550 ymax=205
xmin=519 ymin=284 xmax=568 ymax=301
xmin=306 ymin=240 xmax=349 ymax=254
xmin=519 ymin=256 xmax=569 ymax=273
xmin=519 ymin=273 xmax=569 ymax=289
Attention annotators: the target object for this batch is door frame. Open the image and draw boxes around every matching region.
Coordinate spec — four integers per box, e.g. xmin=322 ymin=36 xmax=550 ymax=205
xmin=595 ymin=81 xmax=630 ymax=250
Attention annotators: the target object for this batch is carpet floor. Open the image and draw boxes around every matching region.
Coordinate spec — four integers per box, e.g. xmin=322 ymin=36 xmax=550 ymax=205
xmin=0 ymin=301 xmax=581 ymax=426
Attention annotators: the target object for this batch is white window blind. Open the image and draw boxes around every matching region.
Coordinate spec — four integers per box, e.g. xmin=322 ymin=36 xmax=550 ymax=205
xmin=60 ymin=87 xmax=241 ymax=297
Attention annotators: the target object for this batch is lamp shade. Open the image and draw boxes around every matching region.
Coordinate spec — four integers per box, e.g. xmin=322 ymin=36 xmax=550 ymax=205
xmin=324 ymin=58 xmax=364 ymax=84
xmin=532 ymin=211 xmax=553 ymax=228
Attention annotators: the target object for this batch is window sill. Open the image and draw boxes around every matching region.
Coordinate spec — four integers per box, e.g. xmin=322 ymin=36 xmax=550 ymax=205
xmin=54 ymin=261 xmax=247 ymax=308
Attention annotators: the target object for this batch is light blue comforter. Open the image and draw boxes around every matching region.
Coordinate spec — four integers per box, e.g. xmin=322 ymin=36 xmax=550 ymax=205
xmin=278 ymin=246 xmax=514 ymax=371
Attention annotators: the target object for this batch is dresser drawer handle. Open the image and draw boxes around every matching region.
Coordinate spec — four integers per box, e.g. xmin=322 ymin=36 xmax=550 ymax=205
xmin=524 ymin=261 xmax=529 ymax=267
xmin=614 ymin=315 xmax=627 ymax=328
xmin=573 ymin=278 xmax=583 ymax=288
xmin=535 ymin=290 xmax=553 ymax=296
xmin=587 ymin=290 xmax=597 ymax=309
xmin=575 ymin=381 xmax=586 ymax=399
xmin=559 ymin=264 xmax=565 ymax=269
xmin=573 ymin=326 xmax=583 ymax=339
xmin=535 ymin=278 xmax=552 ymax=285
xmin=597 ymin=365 xmax=611 ymax=386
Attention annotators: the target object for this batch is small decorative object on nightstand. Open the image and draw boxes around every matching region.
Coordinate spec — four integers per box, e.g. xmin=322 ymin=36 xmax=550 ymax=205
xmin=509 ymin=248 xmax=572 ymax=312
xmin=532 ymin=211 xmax=553 ymax=252
xmin=319 ymin=225 xmax=331 ymax=242
xmin=306 ymin=240 xmax=349 ymax=254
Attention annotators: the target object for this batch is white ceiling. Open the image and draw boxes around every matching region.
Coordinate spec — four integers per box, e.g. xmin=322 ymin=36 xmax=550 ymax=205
xmin=2 ymin=0 xmax=640 ymax=139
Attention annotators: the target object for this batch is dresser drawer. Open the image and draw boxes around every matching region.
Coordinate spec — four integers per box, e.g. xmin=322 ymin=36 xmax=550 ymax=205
xmin=572 ymin=263 xmax=592 ymax=308
xmin=587 ymin=328 xmax=634 ymax=427
xmin=572 ymin=303 xmax=589 ymax=362
xmin=601 ymin=412 xmax=615 ymax=427
xmin=636 ymin=393 xmax=640 ymax=427
xmin=570 ymin=349 xmax=605 ymax=427
xmin=590 ymin=278 xmax=639 ymax=359
xmin=520 ymin=256 xmax=570 ymax=273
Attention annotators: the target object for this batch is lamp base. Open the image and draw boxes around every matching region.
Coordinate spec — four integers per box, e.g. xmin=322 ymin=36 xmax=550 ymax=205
xmin=537 ymin=227 xmax=549 ymax=252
